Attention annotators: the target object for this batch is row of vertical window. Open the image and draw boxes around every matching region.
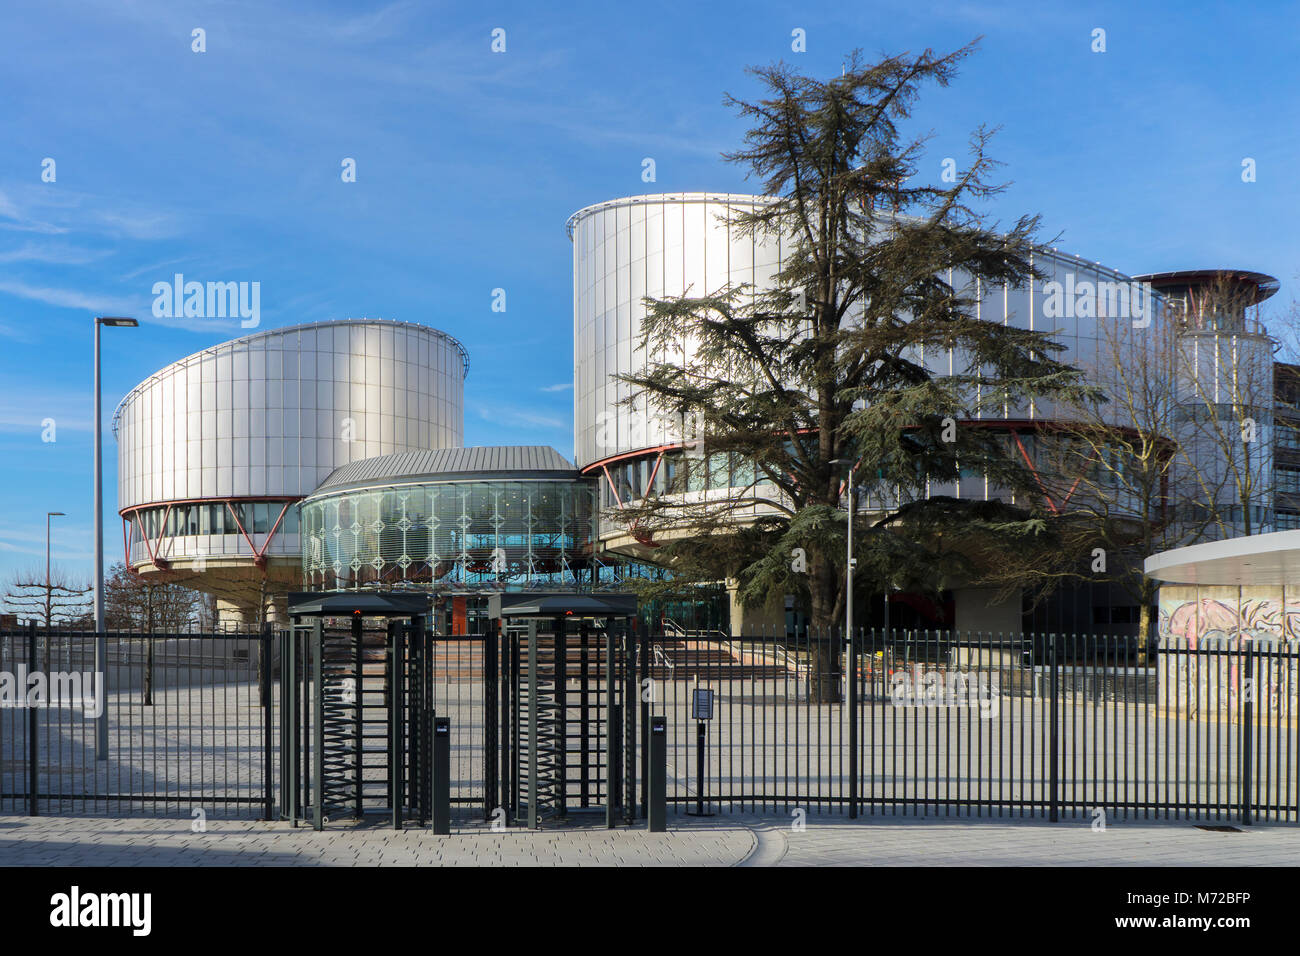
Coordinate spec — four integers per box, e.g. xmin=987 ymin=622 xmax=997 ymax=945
xmin=130 ymin=501 xmax=300 ymax=541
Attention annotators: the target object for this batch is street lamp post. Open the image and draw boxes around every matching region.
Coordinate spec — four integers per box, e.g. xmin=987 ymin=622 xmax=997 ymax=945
xmin=45 ymin=511 xmax=65 ymax=628
xmin=829 ymin=459 xmax=857 ymax=640
xmin=94 ymin=316 xmax=137 ymax=760
xmin=831 ymin=457 xmax=859 ymax=818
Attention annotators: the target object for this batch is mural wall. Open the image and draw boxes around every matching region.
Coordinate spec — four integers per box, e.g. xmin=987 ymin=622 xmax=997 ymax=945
xmin=1158 ymin=584 xmax=1299 ymax=719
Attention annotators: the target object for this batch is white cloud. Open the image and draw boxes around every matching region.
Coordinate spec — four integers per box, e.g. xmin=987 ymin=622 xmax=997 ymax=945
xmin=472 ymin=403 xmax=566 ymax=431
xmin=0 ymin=280 xmax=141 ymax=315
xmin=0 ymin=243 xmax=108 ymax=265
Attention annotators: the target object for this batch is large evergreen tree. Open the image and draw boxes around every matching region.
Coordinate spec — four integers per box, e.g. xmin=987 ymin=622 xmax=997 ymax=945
xmin=617 ymin=45 xmax=1098 ymax=700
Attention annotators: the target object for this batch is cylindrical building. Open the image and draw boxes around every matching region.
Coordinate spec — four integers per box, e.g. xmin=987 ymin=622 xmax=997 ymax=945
xmin=113 ymin=318 xmax=468 ymax=622
xmin=1136 ymin=270 xmax=1280 ymax=539
xmin=569 ymin=193 xmax=1157 ymax=540
xmin=300 ymin=445 xmax=597 ymax=634
xmin=567 ymin=192 xmax=1275 ymax=634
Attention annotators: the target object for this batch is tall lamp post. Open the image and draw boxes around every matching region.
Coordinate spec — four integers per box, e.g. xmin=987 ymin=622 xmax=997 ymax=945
xmin=45 ymin=511 xmax=65 ymax=627
xmin=829 ymin=459 xmax=857 ymax=640
xmin=831 ymin=457 xmax=859 ymax=817
xmin=94 ymin=316 xmax=138 ymax=760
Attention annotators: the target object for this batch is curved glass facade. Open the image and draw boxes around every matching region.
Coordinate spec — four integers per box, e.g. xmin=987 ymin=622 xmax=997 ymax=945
xmin=125 ymin=500 xmax=301 ymax=566
xmin=301 ymin=478 xmax=598 ymax=591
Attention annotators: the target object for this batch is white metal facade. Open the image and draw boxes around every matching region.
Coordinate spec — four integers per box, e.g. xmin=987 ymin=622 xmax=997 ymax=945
xmin=567 ymin=192 xmax=1267 ymax=544
xmin=114 ymin=319 xmax=467 ymax=570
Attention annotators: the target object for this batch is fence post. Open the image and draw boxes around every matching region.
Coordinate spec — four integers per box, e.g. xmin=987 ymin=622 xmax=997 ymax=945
xmin=848 ymin=626 xmax=859 ymax=819
xmin=313 ymin=622 xmax=325 ymax=832
xmin=648 ymin=714 xmax=666 ymax=832
xmin=1049 ymin=633 xmax=1059 ymax=823
xmin=27 ymin=621 xmax=38 ymax=817
xmin=432 ymin=716 xmax=451 ymax=835
xmin=606 ymin=620 xmax=618 ymax=829
xmin=485 ymin=621 xmax=498 ymax=821
xmin=1241 ymin=640 xmax=1253 ymax=826
xmin=261 ymin=624 xmax=274 ymax=821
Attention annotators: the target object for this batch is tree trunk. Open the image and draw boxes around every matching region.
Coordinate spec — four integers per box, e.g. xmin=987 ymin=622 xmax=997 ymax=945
xmin=1137 ymin=580 xmax=1156 ymax=668
xmin=807 ymin=558 xmax=843 ymax=704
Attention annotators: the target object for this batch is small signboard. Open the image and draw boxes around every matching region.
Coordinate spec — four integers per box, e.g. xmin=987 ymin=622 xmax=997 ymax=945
xmin=692 ymin=688 xmax=714 ymax=721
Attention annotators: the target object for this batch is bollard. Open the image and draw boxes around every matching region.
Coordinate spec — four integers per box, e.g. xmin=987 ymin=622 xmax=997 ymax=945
xmin=695 ymin=721 xmax=706 ymax=815
xmin=648 ymin=714 xmax=667 ymax=832
xmin=433 ymin=716 xmax=451 ymax=835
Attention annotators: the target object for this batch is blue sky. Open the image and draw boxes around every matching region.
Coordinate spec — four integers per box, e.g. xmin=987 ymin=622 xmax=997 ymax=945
xmin=1 ymin=0 xmax=1297 ymax=584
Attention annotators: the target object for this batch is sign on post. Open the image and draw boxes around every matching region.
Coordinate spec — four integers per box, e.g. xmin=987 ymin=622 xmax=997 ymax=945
xmin=692 ymin=687 xmax=714 ymax=721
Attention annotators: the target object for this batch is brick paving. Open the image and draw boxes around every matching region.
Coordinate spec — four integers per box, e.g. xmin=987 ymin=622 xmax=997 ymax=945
xmin=1 ymin=812 xmax=1295 ymax=866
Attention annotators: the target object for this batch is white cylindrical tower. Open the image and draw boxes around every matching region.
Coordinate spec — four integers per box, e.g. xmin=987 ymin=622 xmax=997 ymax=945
xmin=568 ymin=192 xmax=1171 ymax=554
xmin=113 ymin=318 xmax=468 ymax=620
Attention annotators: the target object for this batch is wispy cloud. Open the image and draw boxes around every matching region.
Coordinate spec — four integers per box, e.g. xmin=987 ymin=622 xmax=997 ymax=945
xmin=320 ymin=1 xmax=417 ymax=41
xmin=0 ymin=186 xmax=179 ymax=242
xmin=0 ymin=242 xmax=105 ymax=265
xmin=540 ymin=383 xmax=572 ymax=392
xmin=472 ymin=403 xmax=566 ymax=431
xmin=0 ymin=382 xmax=92 ymax=433
xmin=0 ymin=519 xmax=94 ymax=564
xmin=0 ymin=279 xmax=141 ymax=315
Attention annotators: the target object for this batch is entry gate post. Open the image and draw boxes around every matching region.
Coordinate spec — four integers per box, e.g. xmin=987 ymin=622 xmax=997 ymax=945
xmin=648 ymin=714 xmax=666 ymax=832
xmin=313 ymin=620 xmax=325 ymax=832
xmin=354 ymin=613 xmax=364 ymax=820
xmin=388 ymin=620 xmax=406 ymax=830
xmin=262 ymin=622 xmax=274 ymax=821
xmin=605 ymin=621 xmax=618 ymax=829
xmin=634 ymin=620 xmax=645 ymax=821
xmin=281 ymin=621 xmax=301 ymax=826
xmin=485 ymin=620 xmax=499 ymax=821
xmin=555 ymin=614 xmax=566 ymax=819
xmin=527 ymin=619 xmax=539 ymax=830
xmin=27 ymin=621 xmax=38 ymax=817
xmin=433 ymin=716 xmax=451 ymax=834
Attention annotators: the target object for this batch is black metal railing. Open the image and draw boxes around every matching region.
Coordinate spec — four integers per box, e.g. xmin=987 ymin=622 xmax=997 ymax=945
xmin=0 ymin=624 xmax=277 ymax=819
xmin=3 ymin=622 xmax=1295 ymax=827
xmin=637 ymin=628 xmax=1298 ymax=824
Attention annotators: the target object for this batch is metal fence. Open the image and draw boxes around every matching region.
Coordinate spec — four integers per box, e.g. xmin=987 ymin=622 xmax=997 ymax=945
xmin=642 ymin=629 xmax=1299 ymax=824
xmin=0 ymin=624 xmax=276 ymax=818
xmin=2 ymin=623 xmax=1295 ymax=826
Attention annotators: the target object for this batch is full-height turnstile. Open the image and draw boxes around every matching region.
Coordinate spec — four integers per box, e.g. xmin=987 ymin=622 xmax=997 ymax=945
xmin=487 ymin=592 xmax=640 ymax=829
xmin=282 ymin=592 xmax=434 ymax=831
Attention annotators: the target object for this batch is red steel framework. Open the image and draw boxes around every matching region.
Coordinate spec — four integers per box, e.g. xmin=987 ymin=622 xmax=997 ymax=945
xmin=120 ymin=495 xmax=301 ymax=572
xmin=581 ymin=420 xmax=1175 ymax=547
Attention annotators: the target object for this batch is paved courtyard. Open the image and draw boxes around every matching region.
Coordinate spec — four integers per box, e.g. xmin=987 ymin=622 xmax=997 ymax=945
xmin=1 ymin=812 xmax=1296 ymax=866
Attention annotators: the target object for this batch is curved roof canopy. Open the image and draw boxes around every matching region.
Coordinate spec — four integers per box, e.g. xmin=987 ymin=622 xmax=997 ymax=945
xmin=1131 ymin=269 xmax=1280 ymax=305
xmin=1145 ymin=530 xmax=1300 ymax=586
xmin=311 ymin=445 xmax=580 ymax=495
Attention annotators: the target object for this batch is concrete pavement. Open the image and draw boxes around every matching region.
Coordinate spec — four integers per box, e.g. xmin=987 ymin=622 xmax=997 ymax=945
xmin=1 ymin=812 xmax=1296 ymax=866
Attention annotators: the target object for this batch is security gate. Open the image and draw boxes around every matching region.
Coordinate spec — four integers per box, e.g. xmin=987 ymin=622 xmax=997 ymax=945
xmin=282 ymin=593 xmax=435 ymax=830
xmin=488 ymin=593 xmax=641 ymax=828
xmin=281 ymin=590 xmax=642 ymax=831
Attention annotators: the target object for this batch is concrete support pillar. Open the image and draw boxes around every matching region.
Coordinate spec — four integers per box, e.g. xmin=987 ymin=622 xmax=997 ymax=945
xmin=215 ymin=598 xmax=259 ymax=630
